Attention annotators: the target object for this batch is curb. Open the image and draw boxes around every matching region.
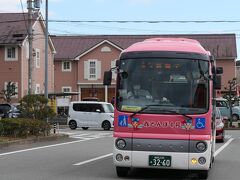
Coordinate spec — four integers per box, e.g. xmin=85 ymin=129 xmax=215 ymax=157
xmin=0 ymin=134 xmax=69 ymax=148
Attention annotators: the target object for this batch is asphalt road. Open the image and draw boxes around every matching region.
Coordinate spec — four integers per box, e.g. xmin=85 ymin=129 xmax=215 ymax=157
xmin=0 ymin=129 xmax=239 ymax=180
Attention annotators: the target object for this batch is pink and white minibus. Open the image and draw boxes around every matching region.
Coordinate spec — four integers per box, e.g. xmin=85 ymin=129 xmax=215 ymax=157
xmin=104 ymin=38 xmax=223 ymax=179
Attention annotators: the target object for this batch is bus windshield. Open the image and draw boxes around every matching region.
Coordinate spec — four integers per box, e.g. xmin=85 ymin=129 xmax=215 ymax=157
xmin=116 ymin=58 xmax=209 ymax=114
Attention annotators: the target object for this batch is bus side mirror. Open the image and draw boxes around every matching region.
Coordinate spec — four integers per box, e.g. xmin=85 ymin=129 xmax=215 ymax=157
xmin=103 ymin=71 xmax=112 ymax=86
xmin=214 ymin=75 xmax=222 ymax=89
xmin=211 ymin=66 xmax=223 ymax=74
xmin=216 ymin=67 xmax=223 ymax=74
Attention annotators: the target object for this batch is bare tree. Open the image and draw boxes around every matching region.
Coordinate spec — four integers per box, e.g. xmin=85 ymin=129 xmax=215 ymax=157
xmin=0 ymin=82 xmax=17 ymax=103
xmin=222 ymin=78 xmax=239 ymax=127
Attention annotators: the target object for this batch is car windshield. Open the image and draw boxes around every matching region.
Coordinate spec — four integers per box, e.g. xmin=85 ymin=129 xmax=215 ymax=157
xmin=103 ymin=104 xmax=114 ymax=113
xmin=0 ymin=104 xmax=11 ymax=112
xmin=116 ymin=58 xmax=209 ymax=114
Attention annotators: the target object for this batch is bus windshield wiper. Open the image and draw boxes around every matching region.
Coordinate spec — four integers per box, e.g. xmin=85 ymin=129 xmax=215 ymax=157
xmin=130 ymin=104 xmax=163 ymax=118
xmin=130 ymin=104 xmax=192 ymax=120
xmin=157 ymin=109 xmax=192 ymax=120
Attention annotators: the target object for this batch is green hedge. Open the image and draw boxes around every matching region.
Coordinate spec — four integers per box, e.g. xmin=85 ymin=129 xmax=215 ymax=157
xmin=0 ymin=118 xmax=51 ymax=137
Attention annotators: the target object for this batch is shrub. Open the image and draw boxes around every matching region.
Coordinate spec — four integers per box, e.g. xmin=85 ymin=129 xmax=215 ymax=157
xmin=19 ymin=94 xmax=56 ymax=120
xmin=0 ymin=118 xmax=50 ymax=137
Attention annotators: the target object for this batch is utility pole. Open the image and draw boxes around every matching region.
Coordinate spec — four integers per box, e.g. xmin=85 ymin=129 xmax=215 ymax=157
xmin=44 ymin=0 xmax=49 ymax=99
xmin=27 ymin=0 xmax=33 ymax=94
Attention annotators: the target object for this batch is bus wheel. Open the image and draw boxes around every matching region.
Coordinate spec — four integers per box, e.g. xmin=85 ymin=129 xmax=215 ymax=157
xmin=69 ymin=120 xmax=77 ymax=130
xmin=102 ymin=121 xmax=111 ymax=130
xmin=116 ymin=167 xmax=129 ymax=177
xmin=198 ymin=170 xmax=208 ymax=179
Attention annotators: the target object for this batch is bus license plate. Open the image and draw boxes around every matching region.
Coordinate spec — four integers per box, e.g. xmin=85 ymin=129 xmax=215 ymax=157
xmin=149 ymin=155 xmax=171 ymax=167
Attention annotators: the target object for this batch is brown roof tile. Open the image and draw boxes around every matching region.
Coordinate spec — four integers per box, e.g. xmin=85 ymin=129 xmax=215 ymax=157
xmin=0 ymin=13 xmax=38 ymax=45
xmin=52 ymin=34 xmax=237 ymax=60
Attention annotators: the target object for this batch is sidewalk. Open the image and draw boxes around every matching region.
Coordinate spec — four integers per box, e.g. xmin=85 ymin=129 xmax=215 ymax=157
xmin=0 ymin=133 xmax=69 ymax=148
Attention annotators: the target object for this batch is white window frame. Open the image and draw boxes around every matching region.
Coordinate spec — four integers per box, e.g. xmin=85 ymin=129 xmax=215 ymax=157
xmin=62 ymin=86 xmax=72 ymax=93
xmin=101 ymin=46 xmax=111 ymax=52
xmin=4 ymin=82 xmax=18 ymax=98
xmin=35 ymin=84 xmax=40 ymax=94
xmin=35 ymin=49 xmax=40 ymax=68
xmin=62 ymin=61 xmax=72 ymax=72
xmin=84 ymin=59 xmax=101 ymax=80
xmin=62 ymin=86 xmax=72 ymax=98
xmin=89 ymin=60 xmax=97 ymax=80
xmin=111 ymin=59 xmax=117 ymax=80
xmin=5 ymin=46 xmax=18 ymax=61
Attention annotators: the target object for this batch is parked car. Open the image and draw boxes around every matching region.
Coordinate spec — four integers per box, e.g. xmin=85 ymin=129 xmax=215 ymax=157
xmin=215 ymin=107 xmax=225 ymax=143
xmin=0 ymin=103 xmax=21 ymax=118
xmin=0 ymin=109 xmax=4 ymax=119
xmin=216 ymin=97 xmax=240 ymax=121
xmin=67 ymin=101 xmax=114 ymax=130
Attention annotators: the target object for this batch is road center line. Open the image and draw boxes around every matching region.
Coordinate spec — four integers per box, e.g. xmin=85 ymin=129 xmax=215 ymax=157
xmin=73 ymin=153 xmax=113 ymax=166
xmin=0 ymin=139 xmax=92 ymax=157
xmin=214 ymin=138 xmax=234 ymax=157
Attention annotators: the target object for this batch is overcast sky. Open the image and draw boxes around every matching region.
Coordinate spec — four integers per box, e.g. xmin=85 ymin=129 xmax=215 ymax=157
xmin=0 ymin=0 xmax=240 ymax=58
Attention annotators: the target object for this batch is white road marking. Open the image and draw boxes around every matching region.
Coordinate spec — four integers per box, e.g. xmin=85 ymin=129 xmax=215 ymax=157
xmin=0 ymin=139 xmax=94 ymax=157
xmin=225 ymin=135 xmax=232 ymax=139
xmin=73 ymin=153 xmax=113 ymax=166
xmin=66 ymin=132 xmax=112 ymax=139
xmin=214 ymin=138 xmax=234 ymax=157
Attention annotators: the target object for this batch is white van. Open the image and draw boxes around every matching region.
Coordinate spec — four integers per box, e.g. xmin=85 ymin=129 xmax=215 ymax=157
xmin=67 ymin=101 xmax=114 ymax=130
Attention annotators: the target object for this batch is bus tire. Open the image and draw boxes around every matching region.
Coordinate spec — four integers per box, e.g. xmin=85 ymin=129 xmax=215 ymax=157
xmin=198 ymin=170 xmax=208 ymax=179
xmin=116 ymin=167 xmax=129 ymax=177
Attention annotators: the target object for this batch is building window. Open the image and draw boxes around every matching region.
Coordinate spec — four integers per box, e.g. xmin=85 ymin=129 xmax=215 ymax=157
xmin=62 ymin=61 xmax=72 ymax=72
xmin=35 ymin=84 xmax=40 ymax=94
xmin=89 ymin=61 xmax=96 ymax=79
xmin=5 ymin=46 xmax=18 ymax=61
xmin=35 ymin=49 xmax=40 ymax=68
xmin=101 ymin=46 xmax=111 ymax=52
xmin=62 ymin=86 xmax=72 ymax=93
xmin=84 ymin=59 xmax=101 ymax=80
xmin=62 ymin=86 xmax=72 ymax=98
xmin=111 ymin=59 xmax=117 ymax=80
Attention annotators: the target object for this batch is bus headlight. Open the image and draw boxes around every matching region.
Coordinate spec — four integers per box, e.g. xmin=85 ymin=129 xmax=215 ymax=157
xmin=196 ymin=142 xmax=207 ymax=152
xmin=116 ymin=139 xmax=126 ymax=149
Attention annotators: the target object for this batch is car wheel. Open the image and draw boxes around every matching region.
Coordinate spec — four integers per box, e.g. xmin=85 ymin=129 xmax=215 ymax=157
xmin=82 ymin=127 xmax=89 ymax=130
xmin=198 ymin=170 xmax=208 ymax=179
xmin=116 ymin=167 xmax=129 ymax=177
xmin=102 ymin=121 xmax=111 ymax=130
xmin=232 ymin=114 xmax=239 ymax=121
xmin=69 ymin=120 xmax=77 ymax=130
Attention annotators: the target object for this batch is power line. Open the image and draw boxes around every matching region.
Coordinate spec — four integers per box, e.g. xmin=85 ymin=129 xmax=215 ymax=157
xmin=48 ymin=20 xmax=240 ymax=23
xmin=19 ymin=0 xmax=28 ymax=32
xmin=3 ymin=19 xmax=240 ymax=24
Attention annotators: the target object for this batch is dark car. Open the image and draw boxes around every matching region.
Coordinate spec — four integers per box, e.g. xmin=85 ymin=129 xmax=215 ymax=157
xmin=0 ymin=109 xmax=4 ymax=118
xmin=0 ymin=103 xmax=20 ymax=118
xmin=215 ymin=107 xmax=225 ymax=143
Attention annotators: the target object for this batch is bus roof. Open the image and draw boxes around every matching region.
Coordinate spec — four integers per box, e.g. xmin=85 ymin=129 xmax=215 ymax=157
xmin=123 ymin=38 xmax=210 ymax=56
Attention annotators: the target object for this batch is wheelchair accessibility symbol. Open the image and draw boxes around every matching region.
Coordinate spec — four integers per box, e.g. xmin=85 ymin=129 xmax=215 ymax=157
xmin=195 ymin=118 xmax=206 ymax=129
